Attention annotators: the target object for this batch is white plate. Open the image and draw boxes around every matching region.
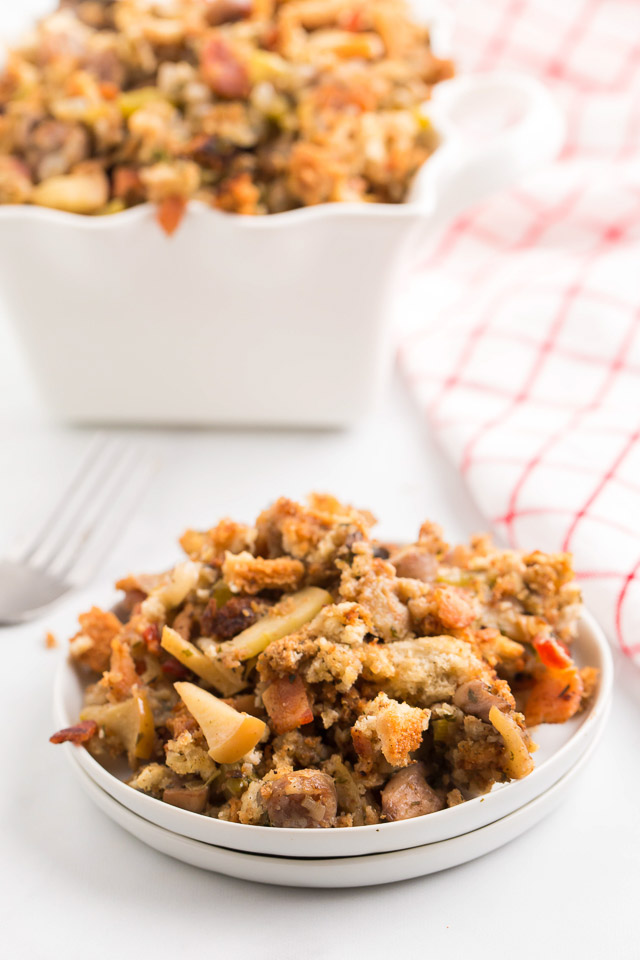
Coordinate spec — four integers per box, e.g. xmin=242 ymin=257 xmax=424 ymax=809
xmin=53 ymin=598 xmax=612 ymax=858
xmin=69 ymin=741 xmax=599 ymax=888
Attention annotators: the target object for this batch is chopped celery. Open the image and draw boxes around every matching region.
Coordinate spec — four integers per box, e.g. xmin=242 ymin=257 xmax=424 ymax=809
xmin=221 ymin=586 xmax=332 ymax=662
xmin=118 ymin=87 xmax=166 ymax=118
xmin=432 ymin=718 xmax=454 ymax=742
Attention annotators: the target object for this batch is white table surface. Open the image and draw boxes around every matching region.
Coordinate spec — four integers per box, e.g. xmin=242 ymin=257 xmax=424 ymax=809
xmin=2 ymin=305 xmax=639 ymax=960
xmin=1 ymin=3 xmax=638 ymax=956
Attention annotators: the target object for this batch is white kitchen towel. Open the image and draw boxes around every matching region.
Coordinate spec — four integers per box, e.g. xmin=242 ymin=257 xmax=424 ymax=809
xmin=400 ymin=0 xmax=640 ymax=657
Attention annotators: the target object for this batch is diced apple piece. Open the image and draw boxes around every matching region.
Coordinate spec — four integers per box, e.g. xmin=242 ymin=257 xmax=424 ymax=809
xmin=489 ymin=706 xmax=535 ymax=780
xmin=132 ymin=688 xmax=155 ymax=760
xmin=174 ymin=681 xmax=266 ymax=763
xmin=220 ymin=587 xmax=332 ymax=662
xmin=196 ymin=635 xmax=247 ymax=696
xmin=158 ymin=561 xmax=202 ymax=609
xmin=262 ymin=675 xmax=314 ymax=734
xmin=32 ymin=169 xmax=109 ymax=214
xmin=81 ymin=687 xmax=154 ymax=763
xmin=161 ymin=625 xmax=245 ymax=695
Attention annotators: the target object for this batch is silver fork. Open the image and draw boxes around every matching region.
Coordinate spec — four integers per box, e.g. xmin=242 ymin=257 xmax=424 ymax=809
xmin=0 ymin=435 xmax=153 ymax=625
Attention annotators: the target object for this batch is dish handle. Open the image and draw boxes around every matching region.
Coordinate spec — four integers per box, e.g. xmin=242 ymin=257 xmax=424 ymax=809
xmin=410 ymin=71 xmax=565 ymax=228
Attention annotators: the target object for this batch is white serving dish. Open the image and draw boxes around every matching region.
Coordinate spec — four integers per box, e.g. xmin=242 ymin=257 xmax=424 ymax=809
xmin=69 ymin=738 xmax=598 ymax=887
xmin=0 ymin=70 xmax=563 ymax=427
xmin=54 ymin=603 xmax=611 ymax=859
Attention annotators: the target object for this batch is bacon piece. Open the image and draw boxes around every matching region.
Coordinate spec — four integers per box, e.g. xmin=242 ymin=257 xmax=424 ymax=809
xmin=161 ymin=656 xmax=193 ymax=680
xmin=201 ymin=36 xmax=250 ymax=99
xmin=156 ymin=195 xmax=187 ymax=236
xmin=262 ymin=674 xmax=314 ymax=734
xmin=142 ymin=622 xmax=161 ymax=655
xmin=49 ymin=720 xmax=98 ymax=746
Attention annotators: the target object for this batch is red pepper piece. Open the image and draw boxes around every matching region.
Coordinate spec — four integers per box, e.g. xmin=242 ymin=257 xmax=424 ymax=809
xmin=533 ymin=635 xmax=573 ymax=672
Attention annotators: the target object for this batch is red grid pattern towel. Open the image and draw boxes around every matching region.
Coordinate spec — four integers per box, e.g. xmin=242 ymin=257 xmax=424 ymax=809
xmin=400 ymin=0 xmax=640 ymax=658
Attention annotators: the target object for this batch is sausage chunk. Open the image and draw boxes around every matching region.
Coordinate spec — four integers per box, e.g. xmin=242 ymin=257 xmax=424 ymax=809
xmin=391 ymin=547 xmax=437 ymax=582
xmin=162 ymin=785 xmax=209 ymax=814
xmin=381 ymin=763 xmax=444 ymax=822
xmin=262 ymin=770 xmax=337 ymax=828
xmin=453 ymin=680 xmax=511 ymax=722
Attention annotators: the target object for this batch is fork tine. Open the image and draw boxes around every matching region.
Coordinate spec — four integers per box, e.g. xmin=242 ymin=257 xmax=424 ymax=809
xmin=49 ymin=442 xmax=140 ymax=580
xmin=31 ymin=439 xmax=132 ymax=575
xmin=56 ymin=451 xmax=155 ymax=584
xmin=17 ymin=433 xmax=108 ymax=564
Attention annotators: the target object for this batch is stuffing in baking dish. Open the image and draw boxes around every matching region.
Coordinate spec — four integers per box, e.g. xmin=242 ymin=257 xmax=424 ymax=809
xmin=0 ymin=0 xmax=452 ymax=231
xmin=50 ymin=494 xmax=598 ymax=828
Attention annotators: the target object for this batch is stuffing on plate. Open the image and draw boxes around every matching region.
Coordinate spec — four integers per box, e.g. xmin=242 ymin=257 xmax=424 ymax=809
xmin=51 ymin=494 xmax=598 ymax=829
xmin=0 ymin=0 xmax=452 ymax=232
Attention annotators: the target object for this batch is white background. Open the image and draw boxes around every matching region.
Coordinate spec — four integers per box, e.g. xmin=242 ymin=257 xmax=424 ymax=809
xmin=0 ymin=2 xmax=639 ymax=957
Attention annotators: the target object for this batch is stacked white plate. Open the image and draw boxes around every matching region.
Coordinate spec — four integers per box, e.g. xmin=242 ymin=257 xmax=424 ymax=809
xmin=54 ymin=609 xmax=612 ymax=888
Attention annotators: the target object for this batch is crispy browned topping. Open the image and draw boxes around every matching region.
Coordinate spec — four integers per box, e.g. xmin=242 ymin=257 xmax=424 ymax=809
xmin=222 ymin=551 xmax=305 ymax=594
xmin=0 ymin=0 xmax=452 ymax=226
xmin=68 ymin=606 xmax=123 ymax=674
